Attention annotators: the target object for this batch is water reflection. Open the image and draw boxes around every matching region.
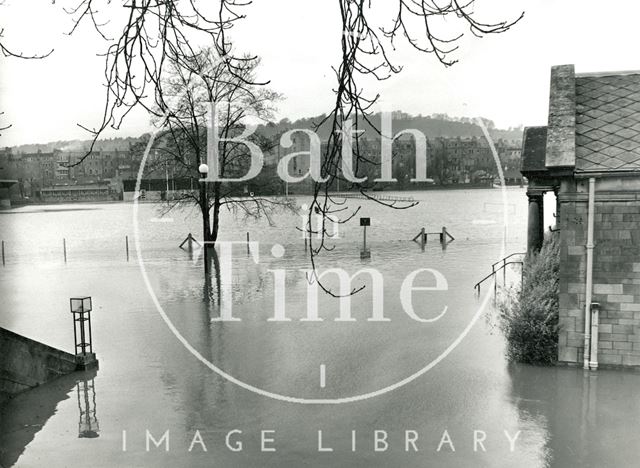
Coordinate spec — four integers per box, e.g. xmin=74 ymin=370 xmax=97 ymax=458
xmin=180 ymin=248 xmax=232 ymax=430
xmin=0 ymin=369 xmax=99 ymax=467
xmin=508 ymin=364 xmax=640 ymax=468
xmin=1 ymin=190 xmax=571 ymax=466
xmin=204 ymin=249 xmax=221 ymax=310
xmin=77 ymin=376 xmax=99 ymax=438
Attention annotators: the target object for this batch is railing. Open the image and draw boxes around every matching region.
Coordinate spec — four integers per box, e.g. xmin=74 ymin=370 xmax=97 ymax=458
xmin=333 ymin=192 xmax=416 ymax=203
xmin=412 ymin=227 xmax=454 ymax=249
xmin=1 ymin=236 xmax=132 ymax=266
xmin=474 ymin=252 xmax=526 ymax=295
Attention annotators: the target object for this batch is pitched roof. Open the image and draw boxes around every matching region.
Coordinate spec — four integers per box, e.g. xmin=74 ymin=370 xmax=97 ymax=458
xmin=575 ymin=72 xmax=640 ymax=173
xmin=521 ymin=126 xmax=548 ymax=175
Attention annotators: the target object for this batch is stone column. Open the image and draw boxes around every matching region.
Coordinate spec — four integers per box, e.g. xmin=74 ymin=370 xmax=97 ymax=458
xmin=527 ymin=191 xmax=544 ymax=253
xmin=554 ymin=186 xmax=561 ymax=226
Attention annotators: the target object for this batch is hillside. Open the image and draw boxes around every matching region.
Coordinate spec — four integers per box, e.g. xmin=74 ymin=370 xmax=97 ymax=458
xmin=9 ymin=136 xmax=145 ymax=154
xmin=9 ymin=113 xmax=522 ymax=154
xmin=259 ymin=113 xmax=522 ymax=142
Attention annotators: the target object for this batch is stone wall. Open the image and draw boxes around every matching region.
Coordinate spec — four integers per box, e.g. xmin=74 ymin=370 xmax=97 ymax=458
xmin=558 ymin=179 xmax=640 ymax=367
xmin=0 ymin=327 xmax=78 ymax=406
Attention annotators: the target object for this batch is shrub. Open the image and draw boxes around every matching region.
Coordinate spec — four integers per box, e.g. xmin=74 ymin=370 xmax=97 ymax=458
xmin=498 ymin=233 xmax=560 ymax=364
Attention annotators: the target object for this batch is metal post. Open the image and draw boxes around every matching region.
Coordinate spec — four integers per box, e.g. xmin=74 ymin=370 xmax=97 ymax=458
xmin=493 ymin=265 xmax=497 ymax=297
xmin=359 ymin=218 xmax=371 ymax=259
xmin=125 ymin=235 xmax=129 ymax=262
xmin=583 ymin=178 xmax=596 ymax=369
xmin=87 ymin=309 xmax=93 ymax=354
xmin=420 ymin=227 xmax=426 ymax=250
xmin=1 ymin=240 xmax=4 ymax=266
xmin=589 ymin=303 xmax=600 ymax=370
xmin=71 ymin=301 xmax=78 ymax=354
xmin=246 ymin=232 xmax=250 ymax=254
xmin=503 ymin=259 xmax=506 ymax=285
xmin=304 ymin=221 xmax=308 ymax=251
xmin=363 ymin=225 xmax=367 ymax=252
xmin=79 ymin=310 xmax=86 ymax=355
xmin=63 ymin=238 xmax=67 ymax=263
xmin=445 ymin=227 xmax=455 ymax=241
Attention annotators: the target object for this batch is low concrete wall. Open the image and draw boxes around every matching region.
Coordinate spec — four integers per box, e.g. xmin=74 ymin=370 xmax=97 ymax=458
xmin=0 ymin=327 xmax=81 ymax=406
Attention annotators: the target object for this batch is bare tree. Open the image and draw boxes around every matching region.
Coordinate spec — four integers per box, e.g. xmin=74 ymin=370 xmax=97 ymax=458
xmin=61 ymin=0 xmax=259 ymax=164
xmin=0 ymin=0 xmax=55 ymax=135
xmin=0 ymin=111 xmax=10 ymax=135
xmin=302 ymin=0 xmax=522 ymax=295
xmin=146 ymin=46 xmax=295 ymax=247
xmin=0 ymin=0 xmax=53 ymax=60
xmin=3 ymin=0 xmax=522 ymax=288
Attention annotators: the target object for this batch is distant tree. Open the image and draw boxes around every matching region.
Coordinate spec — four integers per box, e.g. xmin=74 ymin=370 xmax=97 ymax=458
xmin=146 ymin=47 xmax=294 ymax=247
xmin=478 ymin=117 xmax=496 ymax=130
xmin=2 ymin=0 xmax=523 ymax=288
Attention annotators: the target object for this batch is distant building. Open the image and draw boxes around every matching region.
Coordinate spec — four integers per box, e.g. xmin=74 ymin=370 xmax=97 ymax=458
xmin=122 ymin=178 xmax=197 ymax=201
xmin=40 ymin=183 xmax=113 ymax=202
xmin=0 ymin=179 xmax=19 ymax=208
xmin=0 ymin=146 xmax=141 ymax=202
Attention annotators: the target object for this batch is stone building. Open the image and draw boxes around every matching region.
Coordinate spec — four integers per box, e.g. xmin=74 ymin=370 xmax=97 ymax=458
xmin=522 ymin=64 xmax=640 ymax=369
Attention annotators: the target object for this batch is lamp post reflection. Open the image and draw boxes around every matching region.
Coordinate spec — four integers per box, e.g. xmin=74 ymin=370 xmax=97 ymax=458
xmin=76 ymin=377 xmax=99 ymax=439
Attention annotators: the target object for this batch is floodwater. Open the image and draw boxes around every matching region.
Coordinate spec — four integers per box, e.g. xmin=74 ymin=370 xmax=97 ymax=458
xmin=1 ymin=188 xmax=639 ymax=467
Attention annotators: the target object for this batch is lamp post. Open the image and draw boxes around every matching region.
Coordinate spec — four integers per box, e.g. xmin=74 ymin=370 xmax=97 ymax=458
xmin=199 ymin=163 xmax=211 ymax=273
xmin=69 ymin=297 xmax=98 ymax=370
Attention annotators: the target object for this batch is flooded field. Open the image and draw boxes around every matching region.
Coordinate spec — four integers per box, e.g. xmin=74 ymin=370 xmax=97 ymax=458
xmin=2 ymin=188 xmax=640 ymax=467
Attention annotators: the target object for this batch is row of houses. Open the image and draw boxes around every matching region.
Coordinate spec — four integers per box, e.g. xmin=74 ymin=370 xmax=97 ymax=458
xmin=0 ymin=148 xmax=140 ymax=186
xmin=0 ymin=147 xmax=142 ymax=202
xmin=0 ymin=132 xmax=522 ymax=202
xmin=265 ymin=132 xmax=522 ymax=193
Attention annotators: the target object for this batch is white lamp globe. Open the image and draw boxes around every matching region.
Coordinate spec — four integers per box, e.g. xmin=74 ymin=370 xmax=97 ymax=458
xmin=198 ymin=163 xmax=209 ymax=177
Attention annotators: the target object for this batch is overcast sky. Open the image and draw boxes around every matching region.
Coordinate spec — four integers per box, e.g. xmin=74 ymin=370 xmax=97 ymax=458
xmin=2 ymin=0 xmax=640 ymax=147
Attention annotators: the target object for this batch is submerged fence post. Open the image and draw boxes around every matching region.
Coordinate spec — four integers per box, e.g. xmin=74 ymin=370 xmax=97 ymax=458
xmin=443 ymin=226 xmax=455 ymax=242
xmin=179 ymin=233 xmax=202 ymax=253
xmin=360 ymin=217 xmax=371 ymax=259
xmin=420 ymin=227 xmax=426 ymax=250
xmin=493 ymin=265 xmax=497 ymax=297
xmin=125 ymin=235 xmax=129 ymax=262
xmin=503 ymin=259 xmax=507 ymax=285
xmin=304 ymin=223 xmax=308 ymax=251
